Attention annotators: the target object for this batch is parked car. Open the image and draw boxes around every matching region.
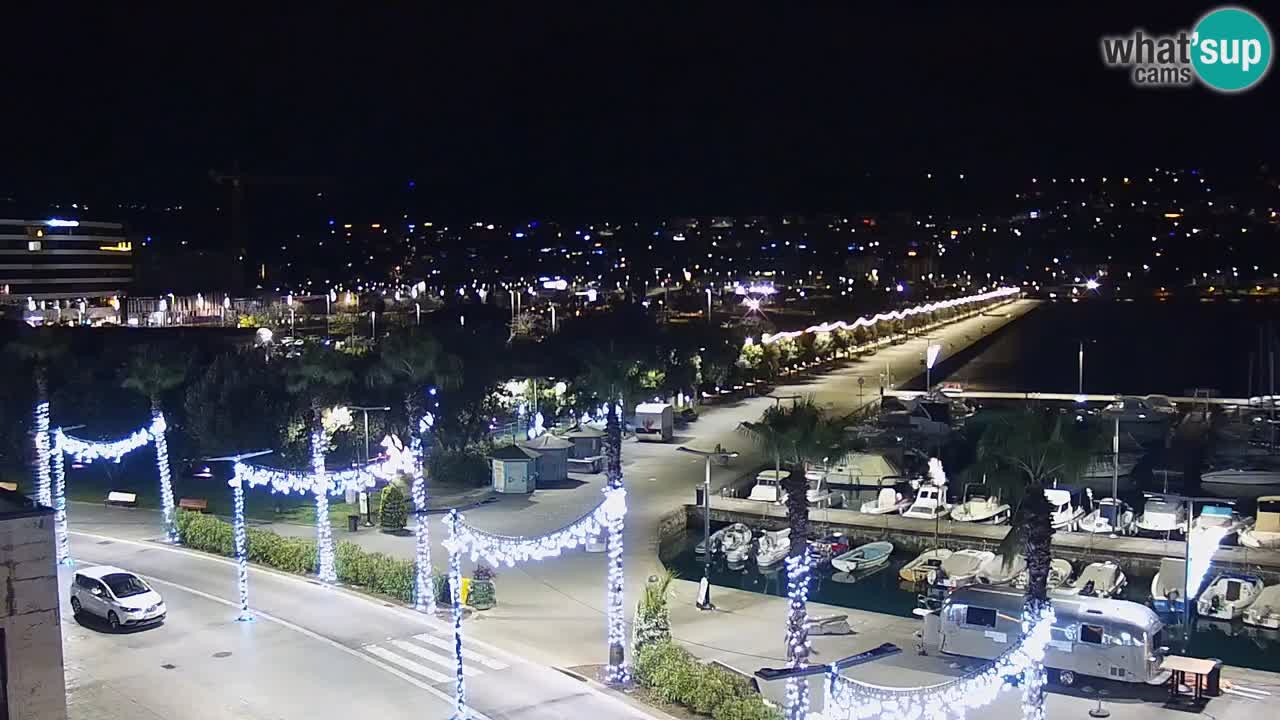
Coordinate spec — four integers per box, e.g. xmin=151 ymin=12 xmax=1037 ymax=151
xmin=70 ymin=565 xmax=166 ymax=630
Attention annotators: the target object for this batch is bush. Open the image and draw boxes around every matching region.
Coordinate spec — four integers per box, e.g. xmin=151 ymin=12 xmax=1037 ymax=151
xmin=429 ymin=448 xmax=491 ymax=487
xmin=379 ymin=484 xmax=409 ymax=531
xmin=634 ymin=640 xmax=775 ymax=719
xmin=175 ymin=509 xmax=427 ymax=606
xmin=712 ymin=697 xmax=782 ymax=720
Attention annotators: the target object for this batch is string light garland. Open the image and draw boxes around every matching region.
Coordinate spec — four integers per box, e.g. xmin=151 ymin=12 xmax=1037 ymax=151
xmin=604 ymin=486 xmax=629 ymax=684
xmin=760 ymin=286 xmax=1020 ymax=346
xmin=783 ymin=550 xmax=813 ymax=720
xmin=50 ymin=442 xmax=69 ymax=564
xmin=151 ymin=411 xmax=178 ymax=543
xmin=33 ymin=402 xmax=53 ymax=507
xmin=824 ymin=608 xmax=1055 ymax=720
xmin=230 ymin=479 xmax=252 ymax=621
xmin=454 ymin=488 xmax=623 ymax=565
xmin=411 ymin=432 xmax=435 ymax=613
xmin=446 ymin=509 xmax=468 ymax=720
xmin=311 ymin=430 xmax=336 ymax=583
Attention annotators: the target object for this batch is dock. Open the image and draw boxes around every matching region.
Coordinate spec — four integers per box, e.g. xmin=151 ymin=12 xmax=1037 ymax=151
xmin=885 ymin=389 xmax=1260 ymax=406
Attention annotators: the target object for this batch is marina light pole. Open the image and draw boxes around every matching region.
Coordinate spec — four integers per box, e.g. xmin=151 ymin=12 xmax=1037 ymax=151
xmin=349 ymin=405 xmax=392 ymax=522
xmin=1078 ymin=341 xmax=1085 ymax=397
xmin=678 ymin=445 xmax=738 ymax=610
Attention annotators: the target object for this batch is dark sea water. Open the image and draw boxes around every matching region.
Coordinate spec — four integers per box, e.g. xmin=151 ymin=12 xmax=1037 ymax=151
xmin=940 ymin=299 xmax=1280 ymax=397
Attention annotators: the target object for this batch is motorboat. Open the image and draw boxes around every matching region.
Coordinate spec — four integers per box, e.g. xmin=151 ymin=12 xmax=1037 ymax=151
xmin=1014 ymin=558 xmax=1074 ymax=591
xmin=1101 ymin=396 xmax=1173 ymax=440
xmin=948 ymin=483 xmax=1011 ymax=524
xmin=899 ymin=548 xmax=953 ymax=584
xmin=1243 ymin=584 xmax=1280 ymax=629
xmin=1191 ymin=504 xmax=1248 ymax=541
xmin=783 ymin=473 xmax=844 ymax=509
xmin=920 ymin=388 xmax=977 ymax=422
xmin=976 ymin=553 xmax=1026 ymax=586
xmin=903 ymin=484 xmax=951 ymax=520
xmin=1201 ymin=461 xmax=1280 ymax=487
xmin=1045 ymin=487 xmax=1085 ymax=531
xmin=1151 ymin=558 xmax=1188 ymax=614
xmin=831 ymin=541 xmax=894 ymax=574
xmin=1080 ymin=452 xmax=1142 ymax=482
xmin=879 ymin=397 xmax=954 ymax=438
xmin=1135 ymin=496 xmax=1188 ymax=537
xmin=755 ymin=528 xmax=791 ymax=567
xmin=1078 ymin=496 xmax=1136 ymax=535
xmin=1196 ymin=573 xmax=1264 ymax=620
xmin=859 ymin=486 xmax=911 ymax=515
xmin=695 ymin=522 xmax=752 ymax=556
xmin=748 ymin=470 xmax=784 ymax=503
xmin=810 ymin=452 xmax=904 ymax=489
xmin=808 ymin=533 xmax=851 ymax=567
xmin=1055 ymin=561 xmax=1126 ymax=599
xmin=937 ymin=548 xmax=994 ymax=588
xmin=1239 ymin=496 xmax=1280 ymax=549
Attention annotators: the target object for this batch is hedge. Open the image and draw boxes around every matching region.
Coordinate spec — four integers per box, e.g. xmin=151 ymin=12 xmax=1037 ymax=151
xmin=175 ymin=510 xmax=443 ymax=605
xmin=634 ymin=641 xmax=780 ymax=720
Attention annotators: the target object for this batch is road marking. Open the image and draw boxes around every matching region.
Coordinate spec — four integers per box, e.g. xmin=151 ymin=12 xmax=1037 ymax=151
xmin=414 ymin=633 xmax=509 ymax=670
xmin=1228 ymin=684 xmax=1270 ymax=695
xmin=1224 ymin=687 xmax=1268 ymax=701
xmin=364 ymin=645 xmax=453 ymax=684
xmin=389 ymin=639 xmax=479 ymax=676
xmin=95 ymin=566 xmax=491 ymax=719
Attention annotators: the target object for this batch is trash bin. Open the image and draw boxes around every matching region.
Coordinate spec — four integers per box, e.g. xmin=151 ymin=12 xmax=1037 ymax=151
xmin=1205 ymin=659 xmax=1223 ymax=697
xmin=347 ymin=514 xmax=360 ymax=532
xmin=695 ymin=486 xmax=707 ymax=506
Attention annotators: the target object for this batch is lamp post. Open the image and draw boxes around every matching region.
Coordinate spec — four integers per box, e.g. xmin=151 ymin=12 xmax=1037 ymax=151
xmin=350 ymin=405 xmax=391 ymax=523
xmin=678 ymin=445 xmax=739 ymax=610
xmin=706 ymin=287 xmax=713 ymax=324
xmin=1078 ymin=341 xmax=1085 ymax=397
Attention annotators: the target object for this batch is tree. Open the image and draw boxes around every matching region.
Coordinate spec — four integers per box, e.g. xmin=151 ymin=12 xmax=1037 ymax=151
xmin=185 ymin=351 xmax=297 ymax=460
xmin=5 ymin=329 xmax=69 ymax=503
xmin=121 ymin=344 xmax=190 ymax=542
xmin=367 ymin=327 xmax=458 ymax=458
xmin=378 ymin=483 xmax=409 ymax=531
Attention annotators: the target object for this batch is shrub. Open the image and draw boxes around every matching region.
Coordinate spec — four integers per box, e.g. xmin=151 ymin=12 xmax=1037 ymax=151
xmin=429 ymin=448 xmax=491 ymax=487
xmin=379 ymin=484 xmax=409 ymax=531
xmin=712 ymin=697 xmax=782 ymax=720
xmin=175 ymin=509 xmax=426 ymax=606
xmin=634 ymin=640 xmax=775 ymax=719
xmin=633 ymin=571 xmax=674 ymax=652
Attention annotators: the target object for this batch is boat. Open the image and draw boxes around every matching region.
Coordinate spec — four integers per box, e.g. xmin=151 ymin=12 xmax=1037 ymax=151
xmin=1055 ymin=561 xmax=1126 ymax=598
xmin=695 ymin=522 xmax=752 ymax=556
xmin=1151 ymin=558 xmax=1188 ymax=614
xmin=859 ymin=486 xmax=911 ymax=515
xmin=808 ymin=533 xmax=851 ymax=566
xmin=903 ymin=484 xmax=951 ymax=520
xmin=1101 ymin=396 xmax=1173 ymax=441
xmin=1135 ymin=496 xmax=1187 ymax=537
xmin=810 ymin=452 xmax=905 ymax=489
xmin=1045 ymin=487 xmax=1085 ymax=531
xmin=937 ymin=548 xmax=994 ymax=588
xmin=1080 ymin=452 xmax=1142 ymax=481
xmin=976 ymin=553 xmax=1026 ymax=586
xmin=1201 ymin=461 xmax=1280 ymax=487
xmin=1243 ymin=584 xmax=1280 ymax=629
xmin=1191 ymin=504 xmax=1248 ymax=541
xmin=831 ymin=541 xmax=894 ymax=573
xmin=747 ymin=470 xmax=784 ymax=503
xmin=1239 ymin=496 xmax=1280 ymax=549
xmin=783 ymin=473 xmax=844 ymax=509
xmin=899 ymin=548 xmax=953 ymax=584
xmin=1078 ymin=496 xmax=1136 ymax=535
xmin=1013 ymin=558 xmax=1074 ymax=590
xmin=755 ymin=528 xmax=790 ymax=567
xmin=949 ymin=483 xmax=1011 ymax=524
xmin=1196 ymin=573 xmax=1264 ymax=620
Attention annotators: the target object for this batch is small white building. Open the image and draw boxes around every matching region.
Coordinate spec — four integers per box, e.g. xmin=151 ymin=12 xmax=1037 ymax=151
xmin=491 ymin=445 xmax=540 ymax=494
xmin=518 ymin=434 xmax=574 ymax=484
xmin=0 ymin=488 xmax=68 ymax=720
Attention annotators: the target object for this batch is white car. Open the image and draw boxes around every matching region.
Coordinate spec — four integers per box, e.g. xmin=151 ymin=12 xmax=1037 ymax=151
xmin=70 ymin=565 xmax=166 ymax=630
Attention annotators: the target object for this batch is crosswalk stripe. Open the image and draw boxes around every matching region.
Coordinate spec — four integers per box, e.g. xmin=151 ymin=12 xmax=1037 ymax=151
xmin=364 ymin=645 xmax=452 ymax=684
xmin=1230 ymin=684 xmax=1270 ymax=696
xmin=391 ymin=639 xmax=480 ymax=677
xmin=414 ymin=633 xmax=510 ymax=670
xmin=1225 ymin=688 xmax=1267 ymax=701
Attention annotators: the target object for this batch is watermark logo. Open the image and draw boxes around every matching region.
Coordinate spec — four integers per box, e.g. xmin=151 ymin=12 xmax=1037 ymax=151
xmin=1101 ymin=6 xmax=1272 ymax=92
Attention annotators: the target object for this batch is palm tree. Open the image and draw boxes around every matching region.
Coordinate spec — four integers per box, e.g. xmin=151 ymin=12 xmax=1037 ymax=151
xmin=122 ymin=345 xmax=189 ymax=542
xmin=6 ymin=329 xmax=69 ymax=505
xmin=285 ymin=343 xmax=354 ymax=582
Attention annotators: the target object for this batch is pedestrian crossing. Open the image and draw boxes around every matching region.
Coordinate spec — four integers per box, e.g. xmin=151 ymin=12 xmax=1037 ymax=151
xmin=362 ymin=632 xmax=509 ymax=686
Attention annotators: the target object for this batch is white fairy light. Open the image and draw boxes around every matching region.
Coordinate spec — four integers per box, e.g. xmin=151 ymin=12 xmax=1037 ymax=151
xmin=604 ymin=486 xmax=629 ymax=684
xmin=311 ymin=430 xmax=336 ymax=583
xmin=760 ymin=286 xmax=1020 ymax=345
xmin=825 ymin=607 xmax=1055 ymax=720
xmin=50 ymin=441 xmax=69 ymax=564
xmin=33 ymin=402 xmax=52 ymax=507
xmin=229 ymin=478 xmax=252 ymax=621
xmin=411 ymin=429 xmax=435 ymax=613
xmin=445 ymin=509 xmax=468 ymax=719
xmin=152 ymin=411 xmax=177 ymax=543
xmin=784 ymin=549 xmax=813 ymax=720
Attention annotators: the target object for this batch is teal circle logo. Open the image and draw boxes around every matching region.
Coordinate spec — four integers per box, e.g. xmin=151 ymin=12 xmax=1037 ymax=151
xmin=1192 ymin=7 xmax=1272 ymax=92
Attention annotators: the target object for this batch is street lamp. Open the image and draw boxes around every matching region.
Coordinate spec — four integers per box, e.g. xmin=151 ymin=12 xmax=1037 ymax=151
xmin=678 ymin=445 xmax=739 ymax=610
xmin=350 ymin=405 xmax=392 ymax=524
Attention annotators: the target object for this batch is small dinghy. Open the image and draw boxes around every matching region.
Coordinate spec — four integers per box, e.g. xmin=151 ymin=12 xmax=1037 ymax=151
xmin=755 ymin=528 xmax=791 ymax=567
xmin=1055 ymin=561 xmax=1127 ymax=599
xmin=695 ymin=522 xmax=752 ymax=555
xmin=949 ymin=483 xmax=1011 ymax=524
xmin=937 ymin=549 xmax=994 ymax=588
xmin=1014 ymin=558 xmax=1074 ymax=590
xmin=1151 ymin=558 xmax=1188 ymax=614
xmin=899 ymin=548 xmax=953 ymax=584
xmin=977 ymin=553 xmax=1026 ymax=586
xmin=1243 ymin=584 xmax=1280 ymax=629
xmin=860 ymin=487 xmax=911 ymax=515
xmin=831 ymin=541 xmax=894 ymax=574
xmin=1079 ymin=497 xmax=1136 ymax=536
xmin=1197 ymin=573 xmax=1264 ymax=621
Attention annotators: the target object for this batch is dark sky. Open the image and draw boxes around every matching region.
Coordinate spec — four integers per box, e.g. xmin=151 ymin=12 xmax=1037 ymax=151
xmin=2 ymin=3 xmax=1276 ymax=214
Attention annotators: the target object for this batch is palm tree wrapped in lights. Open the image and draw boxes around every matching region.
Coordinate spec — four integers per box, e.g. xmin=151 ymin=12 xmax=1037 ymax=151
xmin=7 ymin=329 xmax=69 ymax=507
xmin=122 ymin=344 xmax=190 ymax=542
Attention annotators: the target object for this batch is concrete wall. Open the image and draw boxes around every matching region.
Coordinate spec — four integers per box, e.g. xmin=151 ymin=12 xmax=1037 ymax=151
xmin=1 ymin=510 xmax=67 ymax=720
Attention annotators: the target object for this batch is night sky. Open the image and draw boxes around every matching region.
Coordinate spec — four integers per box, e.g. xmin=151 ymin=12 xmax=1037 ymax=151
xmin=3 ymin=3 xmax=1276 ymax=214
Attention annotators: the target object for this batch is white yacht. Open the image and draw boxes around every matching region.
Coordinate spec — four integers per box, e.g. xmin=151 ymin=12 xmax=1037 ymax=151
xmin=937 ymin=548 xmax=994 ymax=588
xmin=1192 ymin=504 xmax=1248 ymax=542
xmin=1135 ymin=496 xmax=1187 ymax=537
xmin=1080 ymin=452 xmax=1142 ymax=482
xmin=695 ymin=523 xmax=753 ymax=556
xmin=1201 ymin=461 xmax=1280 ymax=487
xmin=1197 ymin=573 xmax=1264 ymax=621
xmin=949 ymin=483 xmax=1011 ymax=525
xmin=903 ymin=484 xmax=951 ymax=520
xmin=859 ymin=486 xmax=911 ymax=515
xmin=1239 ymin=496 xmax=1280 ymax=549
xmin=1045 ymin=487 xmax=1085 ymax=531
xmin=781 ymin=473 xmax=844 ymax=509
xmin=1055 ymin=561 xmax=1126 ymax=599
xmin=747 ymin=470 xmax=784 ymax=503
xmin=810 ymin=452 xmax=904 ymax=489
xmin=1101 ymin=396 xmax=1172 ymax=441
xmin=1079 ymin=497 xmax=1136 ymax=535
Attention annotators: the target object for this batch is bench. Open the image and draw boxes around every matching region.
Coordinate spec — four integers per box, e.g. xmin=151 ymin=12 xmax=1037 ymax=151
xmin=0 ymin=481 xmax=17 ymax=492
xmin=178 ymin=497 xmax=209 ymax=512
xmin=105 ymin=491 xmax=138 ymax=507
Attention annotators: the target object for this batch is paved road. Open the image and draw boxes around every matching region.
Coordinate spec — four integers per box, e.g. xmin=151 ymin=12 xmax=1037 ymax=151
xmin=61 ymin=531 xmax=655 ymax=720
